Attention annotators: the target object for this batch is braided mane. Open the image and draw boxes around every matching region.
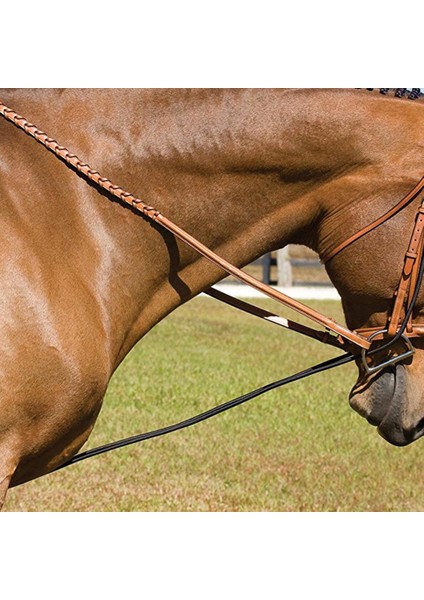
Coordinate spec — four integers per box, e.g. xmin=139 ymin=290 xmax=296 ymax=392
xmin=365 ymin=88 xmax=423 ymax=100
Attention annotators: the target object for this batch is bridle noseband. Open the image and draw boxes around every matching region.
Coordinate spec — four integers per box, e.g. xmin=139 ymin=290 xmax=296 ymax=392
xmin=1 ymin=100 xmax=424 ymax=470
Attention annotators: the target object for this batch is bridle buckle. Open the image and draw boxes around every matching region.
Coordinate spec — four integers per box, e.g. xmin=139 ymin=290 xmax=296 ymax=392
xmin=361 ymin=329 xmax=415 ymax=375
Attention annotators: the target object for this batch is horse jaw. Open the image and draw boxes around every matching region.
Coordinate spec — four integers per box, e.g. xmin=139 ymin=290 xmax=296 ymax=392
xmin=349 ymin=357 xmax=424 ymax=446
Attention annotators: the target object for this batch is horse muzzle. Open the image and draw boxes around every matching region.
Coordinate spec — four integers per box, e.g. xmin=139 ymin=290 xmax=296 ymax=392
xmin=350 ymin=362 xmax=424 ymax=446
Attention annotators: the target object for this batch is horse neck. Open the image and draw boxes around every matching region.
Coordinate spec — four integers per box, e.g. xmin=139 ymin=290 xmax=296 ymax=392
xmin=83 ymin=89 xmax=348 ymax=359
xmin=6 ymin=88 xmax=421 ymax=366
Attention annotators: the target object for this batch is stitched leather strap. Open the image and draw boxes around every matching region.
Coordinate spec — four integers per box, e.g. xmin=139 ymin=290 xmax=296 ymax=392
xmin=387 ymin=201 xmax=424 ymax=335
xmin=405 ymin=230 xmax=424 ymax=332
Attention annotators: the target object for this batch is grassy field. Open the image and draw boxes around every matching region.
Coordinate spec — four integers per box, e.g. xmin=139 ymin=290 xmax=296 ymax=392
xmin=4 ymin=297 xmax=424 ymax=512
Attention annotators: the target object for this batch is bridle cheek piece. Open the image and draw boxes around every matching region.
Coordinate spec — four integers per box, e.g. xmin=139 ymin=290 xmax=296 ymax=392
xmin=1 ymin=100 xmax=424 ymax=470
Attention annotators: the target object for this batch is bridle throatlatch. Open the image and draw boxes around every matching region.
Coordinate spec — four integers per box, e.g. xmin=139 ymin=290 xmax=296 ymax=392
xmin=1 ymin=100 xmax=424 ymax=471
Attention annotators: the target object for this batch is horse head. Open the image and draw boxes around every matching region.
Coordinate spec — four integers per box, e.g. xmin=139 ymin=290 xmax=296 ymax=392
xmin=322 ymin=180 xmax=424 ymax=446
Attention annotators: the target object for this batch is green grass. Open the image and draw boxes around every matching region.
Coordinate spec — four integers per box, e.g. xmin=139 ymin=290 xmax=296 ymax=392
xmin=5 ymin=297 xmax=424 ymax=511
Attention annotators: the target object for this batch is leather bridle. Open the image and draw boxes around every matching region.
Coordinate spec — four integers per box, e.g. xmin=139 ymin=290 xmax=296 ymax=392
xmin=324 ymin=174 xmax=424 ymax=373
xmin=1 ymin=100 xmax=424 ymax=470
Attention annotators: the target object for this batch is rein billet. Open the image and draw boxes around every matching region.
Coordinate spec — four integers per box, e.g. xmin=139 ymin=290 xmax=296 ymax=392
xmin=1 ymin=100 xmax=423 ymax=471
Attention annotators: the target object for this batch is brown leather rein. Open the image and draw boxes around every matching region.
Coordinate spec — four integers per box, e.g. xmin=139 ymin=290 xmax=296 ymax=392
xmin=1 ymin=101 xmax=424 ymax=372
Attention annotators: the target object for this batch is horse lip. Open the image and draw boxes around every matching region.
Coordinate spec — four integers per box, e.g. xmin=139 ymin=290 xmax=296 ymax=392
xmin=379 ymin=364 xmax=403 ymax=417
xmin=375 ymin=365 xmax=424 ymax=446
xmin=377 ymin=426 xmax=412 ymax=446
xmin=350 ymin=366 xmax=397 ymax=426
xmin=350 ymin=363 xmax=422 ymax=446
xmin=366 ymin=412 xmax=383 ymax=427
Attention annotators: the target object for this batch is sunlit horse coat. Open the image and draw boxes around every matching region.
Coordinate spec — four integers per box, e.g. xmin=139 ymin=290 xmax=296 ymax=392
xmin=0 ymin=88 xmax=423 ymax=508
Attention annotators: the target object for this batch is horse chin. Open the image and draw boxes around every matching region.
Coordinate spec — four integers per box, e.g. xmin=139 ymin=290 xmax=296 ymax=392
xmin=349 ymin=364 xmax=424 ymax=446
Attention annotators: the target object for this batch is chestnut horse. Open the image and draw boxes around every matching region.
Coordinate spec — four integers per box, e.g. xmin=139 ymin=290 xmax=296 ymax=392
xmin=0 ymin=88 xmax=423 ymax=508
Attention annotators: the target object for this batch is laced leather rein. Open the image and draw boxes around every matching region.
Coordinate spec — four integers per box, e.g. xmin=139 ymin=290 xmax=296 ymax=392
xmin=1 ymin=101 xmax=424 ymax=471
